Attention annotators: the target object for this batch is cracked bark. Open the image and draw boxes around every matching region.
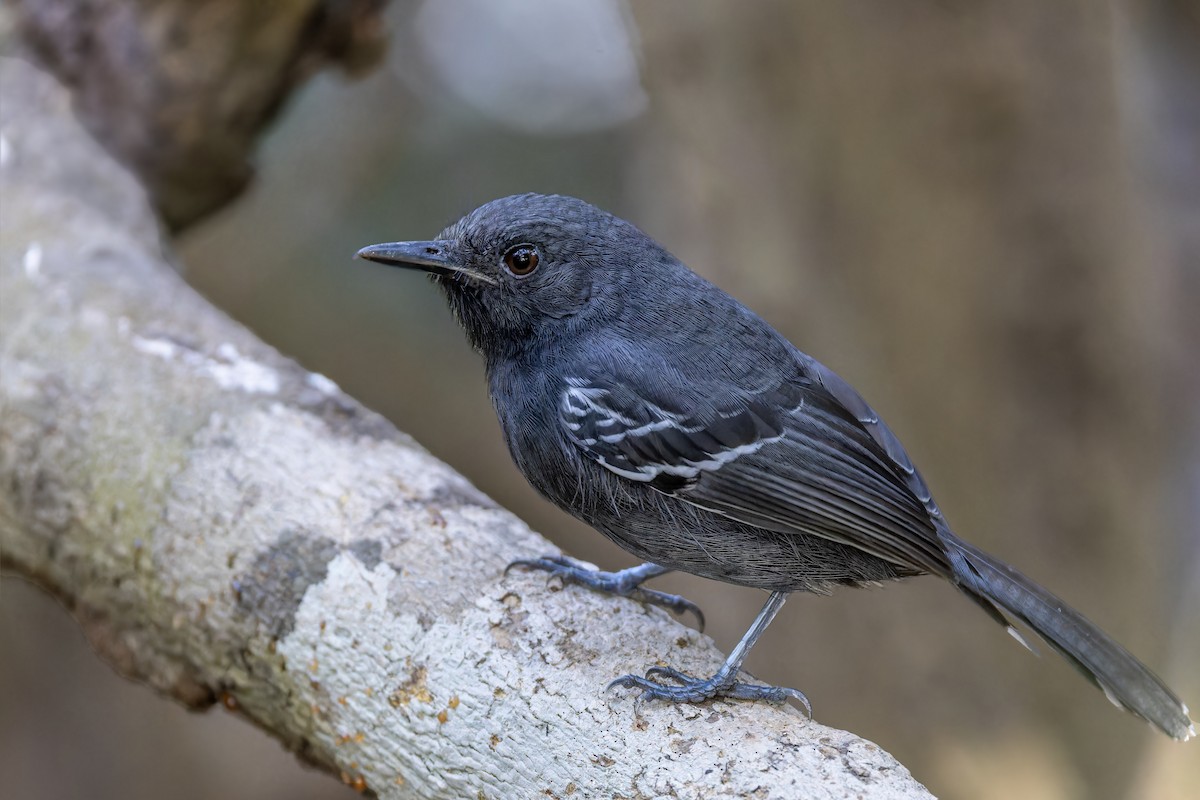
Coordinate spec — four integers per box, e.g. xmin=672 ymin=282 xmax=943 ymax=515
xmin=0 ymin=37 xmax=931 ymax=800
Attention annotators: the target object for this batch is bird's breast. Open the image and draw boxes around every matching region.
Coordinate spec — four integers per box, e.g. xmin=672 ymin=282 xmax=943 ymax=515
xmin=488 ymin=360 xmax=574 ymax=478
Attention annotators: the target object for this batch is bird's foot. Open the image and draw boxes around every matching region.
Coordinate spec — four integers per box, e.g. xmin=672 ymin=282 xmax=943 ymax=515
xmin=608 ymin=666 xmax=811 ymax=714
xmin=505 ymin=555 xmax=705 ymax=630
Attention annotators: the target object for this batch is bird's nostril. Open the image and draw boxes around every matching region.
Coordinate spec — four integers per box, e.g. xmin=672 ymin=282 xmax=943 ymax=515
xmin=425 ymin=246 xmax=439 ymax=255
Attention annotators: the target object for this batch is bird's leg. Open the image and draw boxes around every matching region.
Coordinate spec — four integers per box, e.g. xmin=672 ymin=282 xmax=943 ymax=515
xmin=609 ymin=591 xmax=809 ymax=712
xmin=506 ymin=555 xmax=705 ymax=630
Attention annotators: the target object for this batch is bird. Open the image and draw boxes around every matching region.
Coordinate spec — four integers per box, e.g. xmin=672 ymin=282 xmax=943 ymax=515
xmin=356 ymin=192 xmax=1194 ymax=740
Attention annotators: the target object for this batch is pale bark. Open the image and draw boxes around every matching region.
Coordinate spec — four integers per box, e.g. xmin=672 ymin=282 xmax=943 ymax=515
xmin=0 ymin=57 xmax=931 ymax=800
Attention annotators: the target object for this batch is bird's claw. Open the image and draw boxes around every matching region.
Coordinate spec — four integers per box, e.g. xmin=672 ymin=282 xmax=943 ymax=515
xmin=504 ymin=555 xmax=576 ymax=579
xmin=505 ymin=555 xmax=705 ymax=631
xmin=645 ymin=665 xmax=692 ymax=684
xmin=625 ymin=586 xmax=706 ymax=631
xmin=608 ymin=667 xmax=811 ymax=715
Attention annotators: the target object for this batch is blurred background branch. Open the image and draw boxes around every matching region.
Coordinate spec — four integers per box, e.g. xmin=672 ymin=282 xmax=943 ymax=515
xmin=2 ymin=1 xmax=1198 ymax=799
xmin=8 ymin=0 xmax=387 ymax=231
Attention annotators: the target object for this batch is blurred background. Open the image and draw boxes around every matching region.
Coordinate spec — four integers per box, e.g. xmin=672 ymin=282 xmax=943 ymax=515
xmin=3 ymin=1 xmax=1199 ymax=798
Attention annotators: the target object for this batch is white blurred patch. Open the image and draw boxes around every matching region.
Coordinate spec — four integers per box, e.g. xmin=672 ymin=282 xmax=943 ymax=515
xmin=413 ymin=0 xmax=646 ymax=134
xmin=23 ymin=242 xmax=42 ymax=278
xmin=132 ymin=335 xmax=182 ymax=361
xmin=212 ymin=343 xmax=281 ymax=394
xmin=132 ymin=337 xmax=280 ymax=395
xmin=306 ymin=372 xmax=340 ymax=396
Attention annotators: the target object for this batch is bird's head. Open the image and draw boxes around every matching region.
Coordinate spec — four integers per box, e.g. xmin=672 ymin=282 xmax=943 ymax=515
xmin=357 ymin=194 xmax=671 ymax=359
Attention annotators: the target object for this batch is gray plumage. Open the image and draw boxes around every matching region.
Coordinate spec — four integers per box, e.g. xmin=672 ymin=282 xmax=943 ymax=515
xmin=357 ymin=193 xmax=1193 ymax=741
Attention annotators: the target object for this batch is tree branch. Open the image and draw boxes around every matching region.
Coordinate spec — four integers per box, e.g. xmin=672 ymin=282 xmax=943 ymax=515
xmin=9 ymin=0 xmax=387 ymax=231
xmin=0 ymin=54 xmax=930 ymax=800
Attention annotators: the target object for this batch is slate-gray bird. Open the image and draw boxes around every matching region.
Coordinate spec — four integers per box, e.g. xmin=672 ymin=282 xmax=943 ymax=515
xmin=357 ymin=193 xmax=1194 ymax=740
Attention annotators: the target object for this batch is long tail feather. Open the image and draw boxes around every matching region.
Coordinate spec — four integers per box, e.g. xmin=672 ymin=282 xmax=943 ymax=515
xmin=940 ymin=531 xmax=1194 ymax=741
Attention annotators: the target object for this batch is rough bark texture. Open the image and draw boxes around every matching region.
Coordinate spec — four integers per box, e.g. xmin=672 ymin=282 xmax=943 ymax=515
xmin=0 ymin=58 xmax=932 ymax=799
xmin=9 ymin=0 xmax=388 ymax=231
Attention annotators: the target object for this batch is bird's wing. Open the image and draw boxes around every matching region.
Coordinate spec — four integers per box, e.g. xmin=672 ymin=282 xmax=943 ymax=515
xmin=803 ymin=358 xmax=941 ymax=519
xmin=558 ymin=364 xmax=952 ymax=577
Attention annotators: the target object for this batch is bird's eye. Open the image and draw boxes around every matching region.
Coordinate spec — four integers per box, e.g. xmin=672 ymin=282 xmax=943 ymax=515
xmin=502 ymin=244 xmax=540 ymax=277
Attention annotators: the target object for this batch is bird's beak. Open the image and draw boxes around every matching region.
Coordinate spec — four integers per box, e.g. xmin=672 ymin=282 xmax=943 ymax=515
xmin=355 ymin=240 xmax=498 ymax=286
xmin=356 ymin=240 xmax=458 ymax=275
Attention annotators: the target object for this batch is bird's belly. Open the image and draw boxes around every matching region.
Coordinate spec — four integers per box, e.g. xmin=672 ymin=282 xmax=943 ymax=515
xmin=577 ymin=484 xmax=909 ymax=593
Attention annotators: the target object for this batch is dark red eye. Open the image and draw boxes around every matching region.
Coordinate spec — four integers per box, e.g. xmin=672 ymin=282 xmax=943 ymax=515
xmin=502 ymin=244 xmax=540 ymax=276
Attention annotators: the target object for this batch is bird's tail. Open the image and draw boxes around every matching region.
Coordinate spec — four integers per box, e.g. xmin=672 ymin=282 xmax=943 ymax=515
xmin=939 ymin=530 xmax=1194 ymax=741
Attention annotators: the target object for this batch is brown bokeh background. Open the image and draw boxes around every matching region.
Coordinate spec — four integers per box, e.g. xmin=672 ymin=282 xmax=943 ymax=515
xmin=3 ymin=2 xmax=1198 ymax=798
